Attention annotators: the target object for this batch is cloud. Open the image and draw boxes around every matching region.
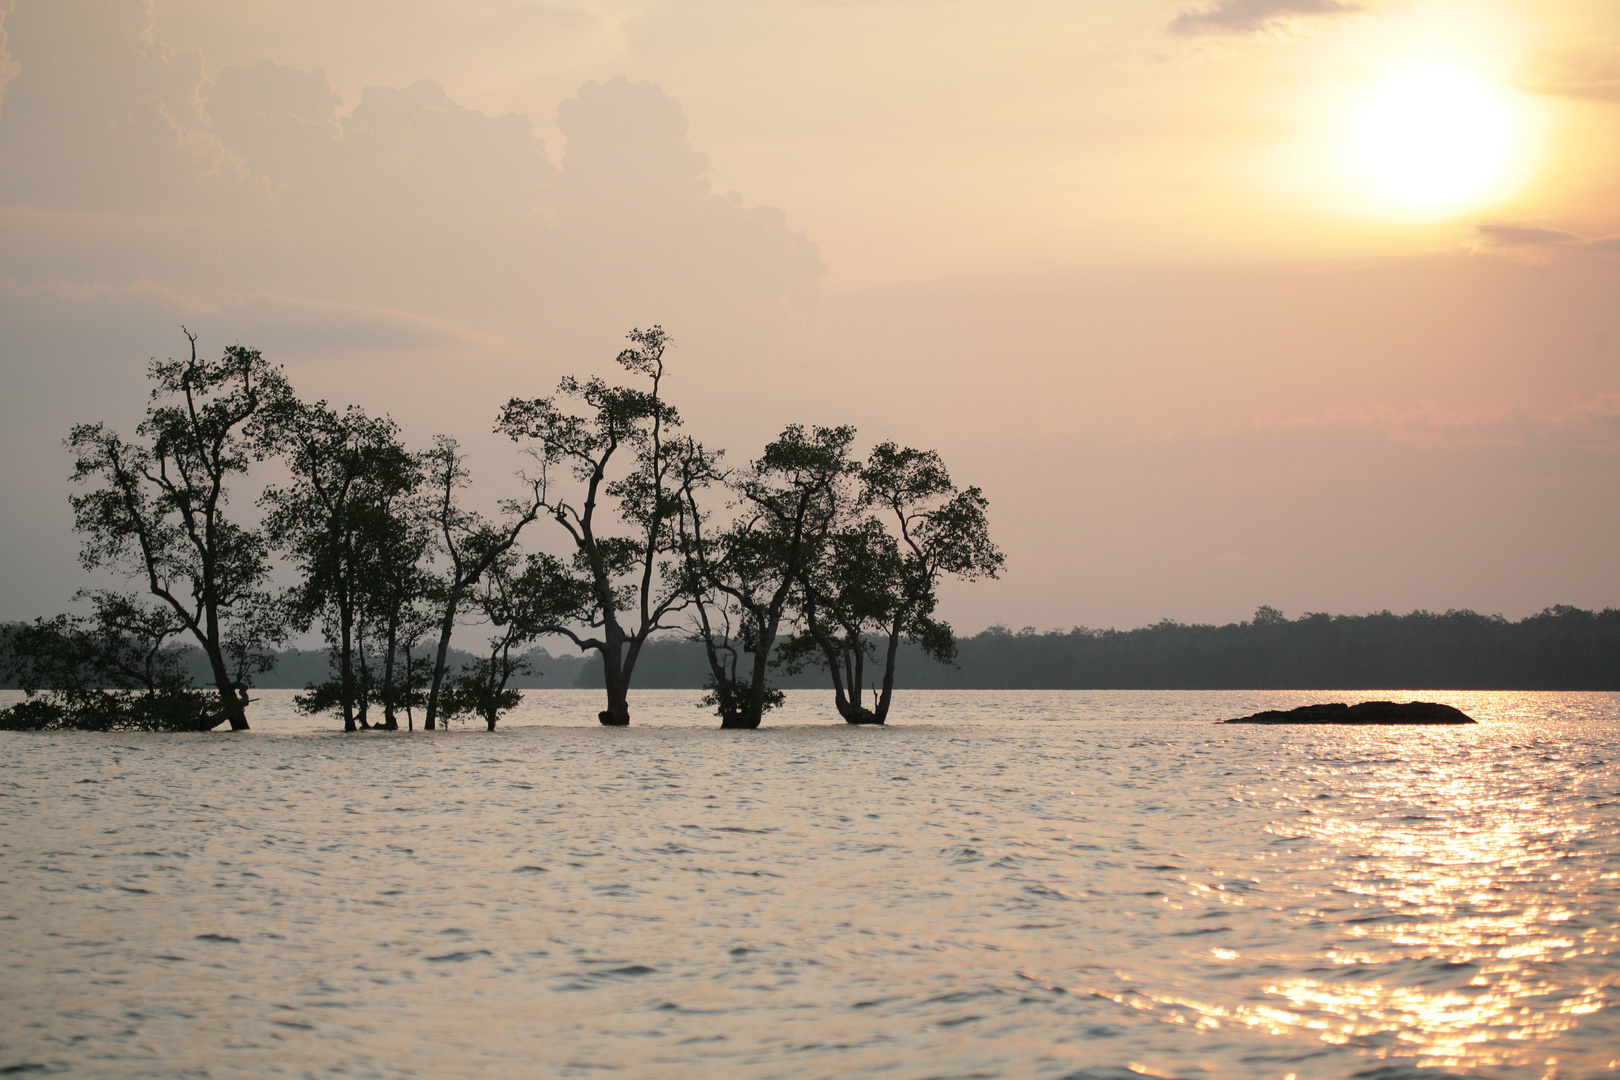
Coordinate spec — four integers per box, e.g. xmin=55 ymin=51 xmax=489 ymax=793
xmin=542 ymin=78 xmax=825 ymax=345
xmin=218 ymin=291 xmax=494 ymax=354
xmin=0 ymin=1 xmax=18 ymax=118
xmin=1469 ymin=224 xmax=1620 ymax=260
xmin=1206 ymin=397 xmax=1620 ymax=457
xmin=0 ymin=0 xmax=824 ymax=355
xmin=201 ymin=63 xmax=559 ymax=250
xmin=0 ymin=0 xmax=830 ymax=631
xmin=1523 ymin=39 xmax=1620 ymax=103
xmin=0 ymin=276 xmax=490 ymax=357
xmin=0 ymin=0 xmax=269 ymax=213
xmin=554 ymin=77 xmax=708 ymax=209
xmin=1166 ymin=0 xmax=1360 ymax=37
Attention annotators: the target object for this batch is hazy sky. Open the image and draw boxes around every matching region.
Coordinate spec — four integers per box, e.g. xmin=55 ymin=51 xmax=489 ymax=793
xmin=1 ymin=0 xmax=1616 ymax=634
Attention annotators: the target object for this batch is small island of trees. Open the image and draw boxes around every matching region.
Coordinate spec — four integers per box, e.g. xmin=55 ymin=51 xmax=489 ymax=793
xmin=0 ymin=327 xmax=1002 ymax=732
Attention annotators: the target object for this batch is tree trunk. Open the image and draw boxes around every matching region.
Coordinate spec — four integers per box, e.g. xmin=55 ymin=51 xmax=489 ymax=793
xmin=355 ymin=634 xmax=372 ymax=729
xmin=827 ymin=648 xmax=854 ymax=721
xmin=847 ymin=634 xmax=881 ymax=724
xmin=404 ymin=643 xmax=415 ymax=732
xmin=597 ymin=624 xmax=631 ymax=726
xmin=869 ymin=623 xmax=903 ymax=725
xmin=833 ymin=642 xmax=882 ymax=725
xmin=484 ymin=642 xmax=508 ymax=731
xmin=424 ymin=592 xmax=459 ymax=730
xmin=379 ymin=618 xmax=399 ymax=730
xmin=729 ymin=630 xmax=774 ymax=730
xmin=720 ymin=669 xmax=761 ymax=728
xmin=339 ymin=599 xmax=356 ymax=732
xmin=835 ymin=688 xmax=881 ymax=723
xmin=807 ymin=607 xmax=861 ymax=723
xmin=598 ymin=678 xmax=631 ymax=726
xmin=203 ymin=644 xmax=249 ymax=731
xmin=810 ymin=611 xmax=879 ymax=725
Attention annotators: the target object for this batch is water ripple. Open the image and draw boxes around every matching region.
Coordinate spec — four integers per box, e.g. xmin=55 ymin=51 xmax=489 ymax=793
xmin=0 ymin=688 xmax=1616 ymax=1079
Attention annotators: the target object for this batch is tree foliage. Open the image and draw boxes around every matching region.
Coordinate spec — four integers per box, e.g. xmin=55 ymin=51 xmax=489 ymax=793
xmin=38 ymin=324 xmax=1004 ymax=734
xmin=65 ymin=331 xmax=290 ymax=730
xmin=0 ymin=600 xmax=215 ymax=731
xmin=780 ymin=443 xmax=1002 ymax=723
xmin=440 ymin=551 xmax=595 ymax=730
xmin=418 ymin=436 xmax=547 ymax=729
xmin=680 ymin=424 xmax=857 ymax=728
xmin=261 ymin=401 xmax=429 ymax=731
xmin=496 ymin=327 xmax=688 ymax=726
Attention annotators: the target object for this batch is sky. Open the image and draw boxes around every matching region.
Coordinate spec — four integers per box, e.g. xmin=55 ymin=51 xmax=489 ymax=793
xmin=0 ymin=0 xmax=1616 ymax=636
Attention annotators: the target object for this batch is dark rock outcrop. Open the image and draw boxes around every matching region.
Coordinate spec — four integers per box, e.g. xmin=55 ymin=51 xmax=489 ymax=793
xmin=1222 ymin=701 xmax=1476 ymax=724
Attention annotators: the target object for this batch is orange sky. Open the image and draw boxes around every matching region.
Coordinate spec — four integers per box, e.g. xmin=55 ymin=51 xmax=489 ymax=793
xmin=1 ymin=0 xmax=1616 ymax=632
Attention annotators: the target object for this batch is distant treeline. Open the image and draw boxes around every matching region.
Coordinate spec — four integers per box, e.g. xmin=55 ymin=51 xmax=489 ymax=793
xmin=6 ymin=606 xmax=1615 ymax=698
xmin=571 ymin=606 xmax=1620 ymax=691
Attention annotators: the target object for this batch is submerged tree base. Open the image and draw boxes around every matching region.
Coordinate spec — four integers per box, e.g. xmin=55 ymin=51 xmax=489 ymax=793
xmin=0 ymin=690 xmax=227 ymax=732
xmin=1223 ymin=701 xmax=1476 ymax=725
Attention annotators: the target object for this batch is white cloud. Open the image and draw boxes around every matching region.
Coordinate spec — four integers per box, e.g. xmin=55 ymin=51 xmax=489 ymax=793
xmin=1166 ymin=0 xmax=1359 ymax=37
xmin=1524 ymin=39 xmax=1620 ymax=103
xmin=1469 ymin=224 xmax=1620 ymax=261
xmin=1211 ymin=396 xmax=1620 ymax=455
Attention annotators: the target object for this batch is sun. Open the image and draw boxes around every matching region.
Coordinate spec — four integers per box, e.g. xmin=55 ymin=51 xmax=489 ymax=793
xmin=1348 ymin=64 xmax=1521 ymax=214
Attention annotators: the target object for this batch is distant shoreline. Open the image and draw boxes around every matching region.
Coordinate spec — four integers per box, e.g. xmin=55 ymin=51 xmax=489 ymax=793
xmin=14 ymin=604 xmax=1607 ymax=693
xmin=562 ymin=606 xmax=1620 ymax=692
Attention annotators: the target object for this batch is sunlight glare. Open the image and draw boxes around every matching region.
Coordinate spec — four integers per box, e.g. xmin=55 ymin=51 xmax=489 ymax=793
xmin=1349 ymin=65 xmax=1520 ymax=214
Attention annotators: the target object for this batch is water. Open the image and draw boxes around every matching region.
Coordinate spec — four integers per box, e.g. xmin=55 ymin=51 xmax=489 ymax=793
xmin=2 ymin=689 xmax=1617 ymax=1080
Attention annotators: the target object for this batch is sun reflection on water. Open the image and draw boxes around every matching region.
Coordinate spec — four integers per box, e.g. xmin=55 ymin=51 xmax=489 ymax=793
xmin=1270 ymin=756 xmax=1609 ymax=1067
xmin=1084 ymin=726 xmax=1619 ymax=1074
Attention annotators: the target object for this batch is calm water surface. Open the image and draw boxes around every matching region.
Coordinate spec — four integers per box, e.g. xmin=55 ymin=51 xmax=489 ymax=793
xmin=1 ymin=689 xmax=1617 ymax=1080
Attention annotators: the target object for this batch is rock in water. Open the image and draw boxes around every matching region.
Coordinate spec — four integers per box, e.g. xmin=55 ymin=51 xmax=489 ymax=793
xmin=1223 ymin=701 xmax=1476 ymax=724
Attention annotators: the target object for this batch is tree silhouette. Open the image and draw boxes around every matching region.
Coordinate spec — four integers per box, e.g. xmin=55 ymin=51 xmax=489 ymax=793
xmin=496 ymin=327 xmax=689 ymax=726
xmin=0 ymin=598 xmax=212 ymax=731
xmin=782 ymin=443 xmax=1001 ymax=724
xmin=444 ymin=551 xmax=594 ymax=730
xmin=356 ymin=450 xmax=435 ymax=730
xmin=419 ymin=436 xmax=545 ymax=730
xmin=66 ymin=331 xmax=289 ymax=730
xmin=680 ymin=425 xmax=855 ymax=728
xmin=262 ymin=401 xmax=419 ymax=731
